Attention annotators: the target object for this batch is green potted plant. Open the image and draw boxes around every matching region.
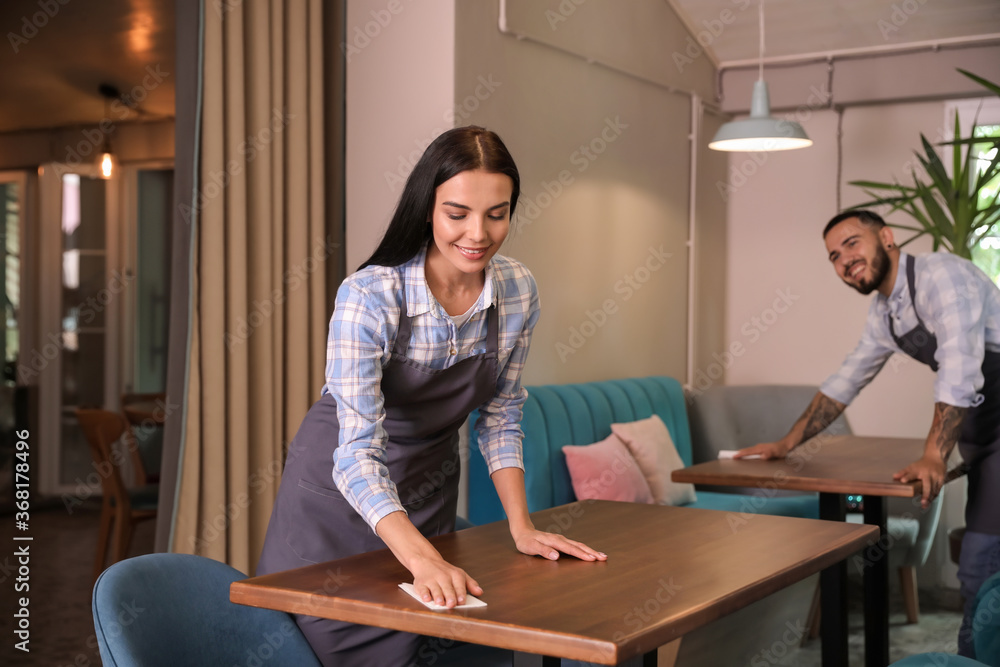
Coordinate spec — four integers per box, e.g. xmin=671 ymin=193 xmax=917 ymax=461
xmin=850 ymin=70 xmax=1000 ymax=265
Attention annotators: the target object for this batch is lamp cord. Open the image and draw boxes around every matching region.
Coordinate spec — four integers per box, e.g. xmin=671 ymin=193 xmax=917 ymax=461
xmin=758 ymin=0 xmax=765 ymax=81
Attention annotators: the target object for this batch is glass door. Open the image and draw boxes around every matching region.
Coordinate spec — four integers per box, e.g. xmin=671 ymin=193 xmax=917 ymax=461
xmin=1 ymin=172 xmax=28 ymax=508
xmin=38 ymin=165 xmax=120 ymax=496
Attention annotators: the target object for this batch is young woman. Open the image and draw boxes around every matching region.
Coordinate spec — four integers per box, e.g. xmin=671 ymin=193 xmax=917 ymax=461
xmin=257 ymin=126 xmax=607 ymax=666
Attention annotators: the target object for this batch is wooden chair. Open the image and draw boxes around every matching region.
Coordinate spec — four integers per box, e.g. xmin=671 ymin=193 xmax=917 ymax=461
xmin=76 ymin=408 xmax=159 ymax=582
xmin=119 ymin=392 xmax=167 ymax=485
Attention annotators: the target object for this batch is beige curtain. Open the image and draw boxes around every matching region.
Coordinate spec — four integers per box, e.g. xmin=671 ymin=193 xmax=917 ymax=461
xmin=170 ymin=0 xmax=330 ymax=574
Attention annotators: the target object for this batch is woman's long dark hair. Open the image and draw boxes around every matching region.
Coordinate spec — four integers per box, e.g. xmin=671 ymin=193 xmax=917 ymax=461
xmin=358 ymin=126 xmax=520 ymax=270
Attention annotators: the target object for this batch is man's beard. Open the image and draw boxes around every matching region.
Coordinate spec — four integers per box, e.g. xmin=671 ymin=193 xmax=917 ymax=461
xmin=846 ymin=244 xmax=890 ymax=295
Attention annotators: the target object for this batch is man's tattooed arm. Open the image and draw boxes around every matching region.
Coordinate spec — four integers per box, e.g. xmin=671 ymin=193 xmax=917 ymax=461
xmin=928 ymin=402 xmax=967 ymax=463
xmin=798 ymin=393 xmax=848 ymax=443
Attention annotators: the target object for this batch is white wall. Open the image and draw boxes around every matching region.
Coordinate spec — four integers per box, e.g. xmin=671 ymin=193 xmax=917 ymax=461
xmin=344 ymin=0 xmax=456 ymax=272
xmin=725 ymin=96 xmax=978 ymax=589
xmin=454 ymin=0 xmax=724 ymax=385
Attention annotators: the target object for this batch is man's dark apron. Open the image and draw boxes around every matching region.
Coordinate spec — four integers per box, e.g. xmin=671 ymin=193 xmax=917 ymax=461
xmin=258 ymin=291 xmax=499 ymax=667
xmin=888 ymin=255 xmax=1000 ymax=534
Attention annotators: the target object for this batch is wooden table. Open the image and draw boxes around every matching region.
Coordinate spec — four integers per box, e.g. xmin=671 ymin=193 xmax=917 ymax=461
xmin=671 ymin=435 xmax=924 ymax=667
xmin=231 ymin=500 xmax=877 ymax=666
xmin=120 ymin=395 xmax=167 ymax=486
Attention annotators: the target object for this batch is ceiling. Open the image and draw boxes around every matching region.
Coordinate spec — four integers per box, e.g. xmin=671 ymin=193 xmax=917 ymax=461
xmin=0 ymin=1 xmax=998 ymax=135
xmin=669 ymin=0 xmax=1000 ymax=65
xmin=0 ymin=0 xmax=175 ymax=134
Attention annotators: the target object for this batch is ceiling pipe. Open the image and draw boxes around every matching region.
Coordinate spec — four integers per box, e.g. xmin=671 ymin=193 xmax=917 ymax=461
xmin=717 ymin=32 xmax=1000 ymax=71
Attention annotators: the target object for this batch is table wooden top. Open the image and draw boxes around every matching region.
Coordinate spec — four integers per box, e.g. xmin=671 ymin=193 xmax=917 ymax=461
xmin=231 ymin=500 xmax=877 ymax=664
xmin=122 ymin=402 xmax=166 ymax=425
xmin=672 ymin=435 xmax=924 ymax=497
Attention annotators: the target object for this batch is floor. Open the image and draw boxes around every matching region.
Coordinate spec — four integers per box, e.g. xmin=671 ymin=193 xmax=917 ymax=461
xmin=781 ymin=585 xmax=964 ymax=666
xmin=0 ymin=501 xmax=964 ymax=667
xmin=2 ymin=499 xmax=157 ymax=667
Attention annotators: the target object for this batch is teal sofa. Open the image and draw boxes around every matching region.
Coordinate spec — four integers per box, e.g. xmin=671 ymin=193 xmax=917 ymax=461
xmin=466 ymin=376 xmax=819 ymax=524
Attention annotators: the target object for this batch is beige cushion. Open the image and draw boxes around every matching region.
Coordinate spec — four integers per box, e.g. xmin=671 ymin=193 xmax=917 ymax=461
xmin=612 ymin=415 xmax=697 ymax=506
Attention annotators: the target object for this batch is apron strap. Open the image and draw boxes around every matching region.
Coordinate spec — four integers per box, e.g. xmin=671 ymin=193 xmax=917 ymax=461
xmin=904 ymin=255 xmax=934 ymax=334
xmin=486 ymin=296 xmax=499 ymax=355
xmin=392 ymin=285 xmax=413 ymax=358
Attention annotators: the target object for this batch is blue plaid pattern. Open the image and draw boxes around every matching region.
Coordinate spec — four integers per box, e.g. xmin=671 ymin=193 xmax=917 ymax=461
xmin=325 ymin=244 xmax=539 ymax=528
xmin=822 ymin=252 xmax=1000 ymax=408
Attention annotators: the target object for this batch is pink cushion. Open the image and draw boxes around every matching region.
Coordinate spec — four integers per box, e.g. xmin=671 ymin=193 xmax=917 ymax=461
xmin=562 ymin=434 xmax=654 ymax=504
xmin=611 ymin=415 xmax=697 ymax=506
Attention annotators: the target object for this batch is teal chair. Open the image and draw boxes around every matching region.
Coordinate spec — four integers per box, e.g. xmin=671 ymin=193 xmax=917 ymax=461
xmin=93 ymin=553 xmax=321 ymax=666
xmin=891 ymin=571 xmax=1000 ymax=667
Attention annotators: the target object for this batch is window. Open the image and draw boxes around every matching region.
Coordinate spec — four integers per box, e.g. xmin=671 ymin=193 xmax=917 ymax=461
xmin=945 ymin=99 xmax=1000 ymax=286
xmin=970 ymin=123 xmax=1000 ymax=285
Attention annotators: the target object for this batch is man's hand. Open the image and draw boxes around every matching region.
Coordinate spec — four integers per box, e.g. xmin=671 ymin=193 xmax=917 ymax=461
xmin=893 ymin=454 xmax=947 ymax=509
xmin=734 ymin=440 xmax=794 ymax=460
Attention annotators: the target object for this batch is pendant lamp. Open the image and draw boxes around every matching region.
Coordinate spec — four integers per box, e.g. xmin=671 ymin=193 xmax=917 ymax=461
xmin=709 ymin=0 xmax=812 ymax=152
xmin=97 ymin=84 xmax=119 ymax=180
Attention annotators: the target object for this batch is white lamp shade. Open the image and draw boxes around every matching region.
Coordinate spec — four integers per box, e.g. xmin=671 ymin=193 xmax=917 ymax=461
xmin=709 ymin=80 xmax=812 ymax=152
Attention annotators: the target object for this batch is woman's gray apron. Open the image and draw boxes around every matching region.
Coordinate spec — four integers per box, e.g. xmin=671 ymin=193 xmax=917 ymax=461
xmin=258 ymin=291 xmax=499 ymax=666
xmin=887 ymin=254 xmax=1000 ymax=534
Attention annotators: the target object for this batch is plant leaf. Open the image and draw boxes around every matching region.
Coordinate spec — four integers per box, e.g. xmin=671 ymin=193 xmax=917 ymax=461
xmin=847 ymin=179 xmax=917 ymax=193
xmin=958 ymin=68 xmax=1000 ymax=98
xmin=953 ymin=111 xmax=963 ymax=192
xmin=913 ymin=176 xmax=954 ymax=241
xmin=919 ymin=134 xmax=951 ymax=197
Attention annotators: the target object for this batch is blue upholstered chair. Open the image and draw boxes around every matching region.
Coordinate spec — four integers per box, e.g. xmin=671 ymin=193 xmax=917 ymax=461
xmin=890 ymin=571 xmax=1000 ymax=667
xmin=92 ymin=553 xmax=321 ymax=667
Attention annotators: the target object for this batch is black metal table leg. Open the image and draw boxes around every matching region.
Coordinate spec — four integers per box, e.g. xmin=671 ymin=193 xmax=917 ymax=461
xmin=513 ymin=653 xmax=560 ymax=666
xmin=863 ymin=496 xmax=889 ymax=667
xmin=820 ymin=492 xmax=849 ymax=667
xmin=512 ymin=650 xmax=657 ymax=666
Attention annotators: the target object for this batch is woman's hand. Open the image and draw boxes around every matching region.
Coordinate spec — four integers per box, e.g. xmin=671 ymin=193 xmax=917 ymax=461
xmin=408 ymin=554 xmax=483 ymax=608
xmin=511 ymin=526 xmax=608 ymax=562
xmin=376 ymin=511 xmax=482 ymax=608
